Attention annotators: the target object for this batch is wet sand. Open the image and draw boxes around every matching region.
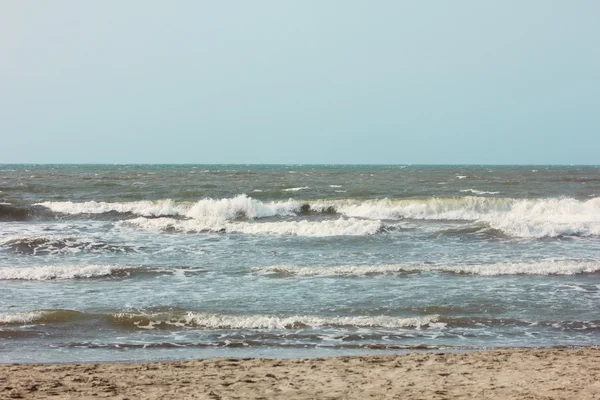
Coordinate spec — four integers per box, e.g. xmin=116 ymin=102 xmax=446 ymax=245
xmin=2 ymin=348 xmax=600 ymax=399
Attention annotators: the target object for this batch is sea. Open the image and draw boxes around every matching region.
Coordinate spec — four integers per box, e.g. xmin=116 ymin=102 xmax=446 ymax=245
xmin=1 ymin=164 xmax=599 ymax=364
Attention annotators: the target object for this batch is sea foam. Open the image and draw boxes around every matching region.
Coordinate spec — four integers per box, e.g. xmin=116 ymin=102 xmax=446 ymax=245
xmin=36 ymin=195 xmax=301 ymax=220
xmin=37 ymin=195 xmax=600 ymax=238
xmin=310 ymin=197 xmax=600 ymax=237
xmin=0 ymin=264 xmax=135 ymax=280
xmin=1 ymin=309 xmax=440 ymax=329
xmin=0 ymin=310 xmax=86 ymax=325
xmin=121 ymin=217 xmax=384 ymax=237
xmin=251 ymin=265 xmax=419 ymax=276
xmin=111 ymin=312 xmax=440 ymax=330
xmin=0 ymin=235 xmax=135 ymax=255
xmin=252 ymin=261 xmax=600 ymax=277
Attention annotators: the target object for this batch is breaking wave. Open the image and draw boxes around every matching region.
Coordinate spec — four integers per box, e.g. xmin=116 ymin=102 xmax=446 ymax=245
xmin=35 ymin=195 xmax=600 ymax=238
xmin=0 ymin=310 xmax=88 ymax=325
xmin=120 ymin=217 xmax=385 ymax=237
xmin=0 ymin=264 xmax=196 ymax=281
xmin=35 ymin=195 xmax=301 ymax=220
xmin=311 ymin=197 xmax=600 ymax=237
xmin=5 ymin=309 xmax=600 ymax=336
xmin=110 ymin=313 xmax=439 ymax=330
xmin=0 ymin=310 xmax=440 ymax=330
xmin=0 ymin=235 xmax=137 ymax=255
xmin=252 ymin=261 xmax=600 ymax=277
xmin=459 ymin=189 xmax=500 ymax=195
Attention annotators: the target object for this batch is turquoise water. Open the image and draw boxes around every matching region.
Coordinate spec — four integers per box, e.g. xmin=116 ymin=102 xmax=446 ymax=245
xmin=1 ymin=165 xmax=599 ymax=363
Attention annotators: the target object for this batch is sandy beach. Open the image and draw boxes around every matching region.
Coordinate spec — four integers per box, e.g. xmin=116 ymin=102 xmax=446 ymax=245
xmin=2 ymin=348 xmax=599 ymax=399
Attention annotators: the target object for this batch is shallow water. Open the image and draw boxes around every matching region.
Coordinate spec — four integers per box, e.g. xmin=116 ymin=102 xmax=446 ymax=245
xmin=1 ymin=165 xmax=599 ymax=363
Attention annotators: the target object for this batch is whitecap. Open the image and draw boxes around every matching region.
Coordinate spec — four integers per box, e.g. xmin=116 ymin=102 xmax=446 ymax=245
xmin=121 ymin=217 xmax=384 ymax=237
xmin=0 ymin=264 xmax=132 ymax=280
xmin=252 ymin=261 xmax=600 ymax=277
xmin=112 ymin=312 xmax=440 ymax=330
xmin=460 ymin=189 xmax=500 ymax=195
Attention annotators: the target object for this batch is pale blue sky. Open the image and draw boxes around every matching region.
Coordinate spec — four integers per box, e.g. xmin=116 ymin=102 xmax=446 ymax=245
xmin=1 ymin=1 xmax=599 ymax=164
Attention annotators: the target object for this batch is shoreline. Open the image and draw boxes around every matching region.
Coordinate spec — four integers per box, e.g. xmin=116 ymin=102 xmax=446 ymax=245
xmin=3 ymin=348 xmax=600 ymax=399
xmin=1 ymin=344 xmax=595 ymax=366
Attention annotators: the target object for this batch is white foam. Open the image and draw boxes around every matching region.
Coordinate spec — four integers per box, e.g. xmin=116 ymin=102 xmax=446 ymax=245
xmin=460 ymin=189 xmax=500 ymax=195
xmin=35 ymin=199 xmax=181 ymax=217
xmin=0 ymin=264 xmax=129 ymax=280
xmin=252 ymin=261 xmax=600 ymax=277
xmin=485 ymin=197 xmax=600 ymax=238
xmin=113 ymin=312 xmax=440 ymax=330
xmin=0 ymin=311 xmax=46 ymax=324
xmin=252 ymin=265 xmax=419 ymax=276
xmin=440 ymin=261 xmax=600 ymax=276
xmin=121 ymin=217 xmax=383 ymax=237
xmin=309 ymin=197 xmax=600 ymax=237
xmin=36 ymin=195 xmax=301 ymax=220
xmin=282 ymin=186 xmax=309 ymax=192
xmin=36 ymin=195 xmax=600 ymax=238
xmin=0 ymin=234 xmax=132 ymax=255
xmin=184 ymin=195 xmax=300 ymax=220
xmin=310 ymin=197 xmax=512 ymax=221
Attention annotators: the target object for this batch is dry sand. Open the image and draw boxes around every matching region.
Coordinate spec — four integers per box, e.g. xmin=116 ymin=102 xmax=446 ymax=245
xmin=1 ymin=348 xmax=600 ymax=399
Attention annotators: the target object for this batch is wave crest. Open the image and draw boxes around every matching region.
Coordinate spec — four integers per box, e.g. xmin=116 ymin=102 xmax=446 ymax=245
xmin=121 ymin=217 xmax=384 ymax=237
xmin=0 ymin=235 xmax=136 ymax=255
xmin=0 ymin=310 xmax=87 ymax=325
xmin=35 ymin=195 xmax=301 ymax=220
xmin=110 ymin=312 xmax=440 ymax=330
xmin=252 ymin=261 xmax=600 ymax=277
xmin=0 ymin=264 xmax=135 ymax=280
xmin=35 ymin=195 xmax=600 ymax=238
xmin=310 ymin=197 xmax=600 ymax=238
xmin=0 ymin=264 xmax=195 ymax=281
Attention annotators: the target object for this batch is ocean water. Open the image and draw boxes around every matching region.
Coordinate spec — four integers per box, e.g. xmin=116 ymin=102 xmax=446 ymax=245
xmin=1 ymin=164 xmax=599 ymax=363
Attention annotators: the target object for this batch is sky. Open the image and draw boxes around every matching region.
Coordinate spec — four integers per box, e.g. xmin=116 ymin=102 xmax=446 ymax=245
xmin=1 ymin=1 xmax=599 ymax=164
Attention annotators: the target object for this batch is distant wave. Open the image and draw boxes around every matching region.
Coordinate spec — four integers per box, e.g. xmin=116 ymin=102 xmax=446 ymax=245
xmin=459 ymin=189 xmax=500 ymax=195
xmin=251 ymin=261 xmax=600 ymax=277
xmin=36 ymin=195 xmax=600 ymax=238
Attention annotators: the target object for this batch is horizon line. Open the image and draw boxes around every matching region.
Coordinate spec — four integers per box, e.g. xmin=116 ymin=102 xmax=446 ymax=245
xmin=0 ymin=163 xmax=598 ymax=167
